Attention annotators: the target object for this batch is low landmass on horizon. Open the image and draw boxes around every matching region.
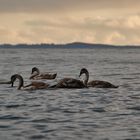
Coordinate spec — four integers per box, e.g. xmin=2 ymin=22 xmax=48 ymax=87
xmin=0 ymin=42 xmax=140 ymax=49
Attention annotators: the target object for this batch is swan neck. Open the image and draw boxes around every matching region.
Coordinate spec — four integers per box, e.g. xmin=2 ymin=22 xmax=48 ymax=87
xmin=35 ymin=68 xmax=40 ymax=74
xmin=30 ymin=72 xmax=38 ymax=79
xmin=83 ymin=71 xmax=89 ymax=86
xmin=15 ymin=75 xmax=24 ymax=90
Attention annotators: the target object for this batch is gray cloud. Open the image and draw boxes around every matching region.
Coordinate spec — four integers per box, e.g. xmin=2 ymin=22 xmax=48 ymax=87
xmin=0 ymin=0 xmax=140 ymax=13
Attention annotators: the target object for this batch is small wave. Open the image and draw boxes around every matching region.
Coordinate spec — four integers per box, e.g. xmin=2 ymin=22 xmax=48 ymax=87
xmin=0 ymin=125 xmax=11 ymax=129
xmin=5 ymin=104 xmax=26 ymax=108
xmin=90 ymin=107 xmax=106 ymax=113
xmin=127 ymin=106 xmax=140 ymax=111
xmin=29 ymin=134 xmax=46 ymax=140
xmin=0 ymin=115 xmax=27 ymax=120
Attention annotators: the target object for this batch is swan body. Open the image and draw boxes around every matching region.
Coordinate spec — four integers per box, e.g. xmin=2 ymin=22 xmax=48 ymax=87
xmin=30 ymin=67 xmax=57 ymax=80
xmin=88 ymin=80 xmax=118 ymax=88
xmin=80 ymin=68 xmax=118 ymax=88
xmin=50 ymin=69 xmax=89 ymax=88
xmin=11 ymin=74 xmax=49 ymax=90
xmin=51 ymin=78 xmax=85 ymax=88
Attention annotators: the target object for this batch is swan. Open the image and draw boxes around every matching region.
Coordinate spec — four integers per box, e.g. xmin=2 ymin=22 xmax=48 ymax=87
xmin=11 ymin=74 xmax=50 ymax=90
xmin=30 ymin=67 xmax=57 ymax=80
xmin=79 ymin=68 xmax=118 ymax=88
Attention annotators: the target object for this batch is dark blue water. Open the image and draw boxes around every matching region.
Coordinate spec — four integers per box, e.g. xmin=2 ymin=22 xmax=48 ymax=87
xmin=0 ymin=47 xmax=140 ymax=140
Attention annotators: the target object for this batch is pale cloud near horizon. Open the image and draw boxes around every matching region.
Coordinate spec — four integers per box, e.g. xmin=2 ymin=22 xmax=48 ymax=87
xmin=0 ymin=0 xmax=140 ymax=45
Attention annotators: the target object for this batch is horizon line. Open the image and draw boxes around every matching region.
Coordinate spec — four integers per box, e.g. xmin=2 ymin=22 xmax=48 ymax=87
xmin=0 ymin=41 xmax=111 ymax=46
xmin=0 ymin=42 xmax=140 ymax=47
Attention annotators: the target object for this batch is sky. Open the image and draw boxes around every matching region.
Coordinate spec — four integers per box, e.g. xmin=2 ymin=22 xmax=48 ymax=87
xmin=0 ymin=0 xmax=140 ymax=45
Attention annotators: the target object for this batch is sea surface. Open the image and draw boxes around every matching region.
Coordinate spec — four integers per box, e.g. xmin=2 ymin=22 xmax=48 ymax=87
xmin=0 ymin=47 xmax=140 ymax=140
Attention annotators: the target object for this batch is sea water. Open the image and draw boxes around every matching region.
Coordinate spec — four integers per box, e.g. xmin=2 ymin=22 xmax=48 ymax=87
xmin=0 ymin=47 xmax=140 ymax=140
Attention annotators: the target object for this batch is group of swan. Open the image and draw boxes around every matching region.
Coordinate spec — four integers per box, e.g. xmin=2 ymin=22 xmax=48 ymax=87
xmin=0 ymin=67 xmax=118 ymax=90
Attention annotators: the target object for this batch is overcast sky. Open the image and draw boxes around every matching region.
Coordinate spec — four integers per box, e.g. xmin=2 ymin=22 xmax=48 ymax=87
xmin=0 ymin=0 xmax=140 ymax=45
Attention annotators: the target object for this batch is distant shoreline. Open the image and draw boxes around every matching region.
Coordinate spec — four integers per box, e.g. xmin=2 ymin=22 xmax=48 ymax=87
xmin=0 ymin=42 xmax=140 ymax=49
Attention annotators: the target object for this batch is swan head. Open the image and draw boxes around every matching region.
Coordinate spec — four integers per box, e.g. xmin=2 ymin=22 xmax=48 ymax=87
xmin=10 ymin=74 xmax=24 ymax=90
xmin=79 ymin=68 xmax=88 ymax=77
xmin=11 ymin=74 xmax=17 ymax=87
xmin=31 ymin=67 xmax=40 ymax=74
